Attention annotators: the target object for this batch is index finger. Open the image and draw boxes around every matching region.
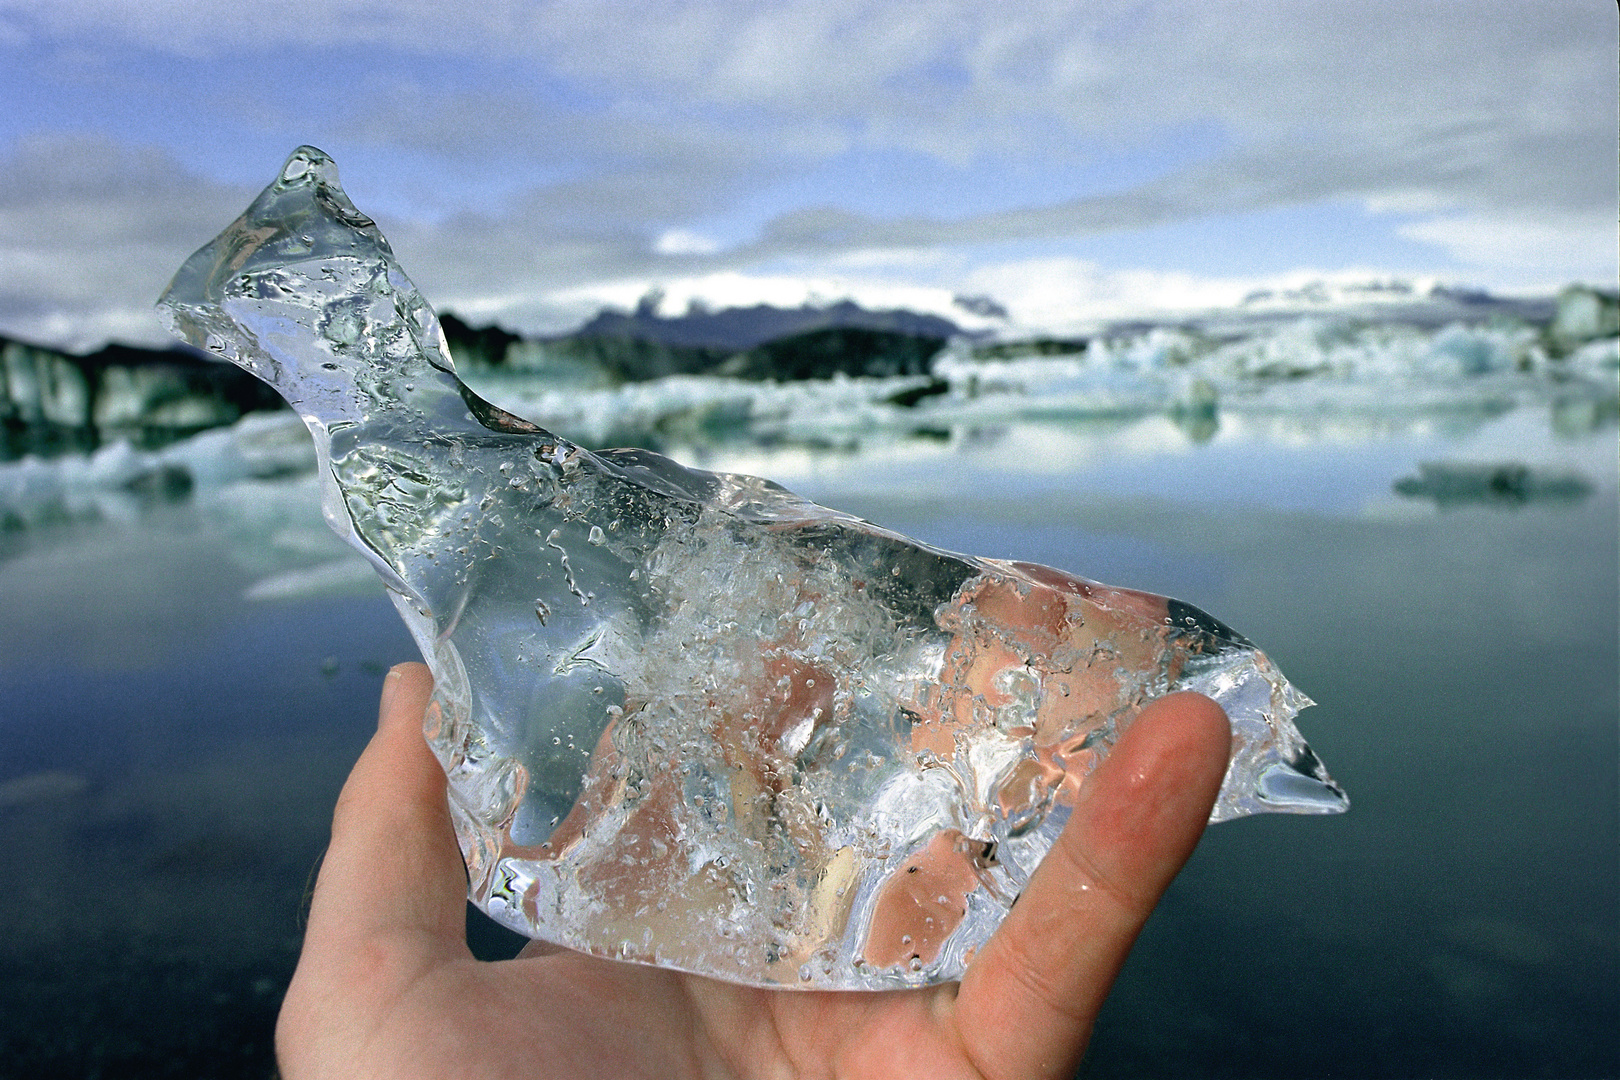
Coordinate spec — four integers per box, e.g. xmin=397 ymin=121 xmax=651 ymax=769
xmin=955 ymin=691 xmax=1231 ymax=1080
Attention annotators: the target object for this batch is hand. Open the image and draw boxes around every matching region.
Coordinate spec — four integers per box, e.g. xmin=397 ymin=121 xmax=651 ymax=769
xmin=276 ymin=663 xmax=1230 ymax=1080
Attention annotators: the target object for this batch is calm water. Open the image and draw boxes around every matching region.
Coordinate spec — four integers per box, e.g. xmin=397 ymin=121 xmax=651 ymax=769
xmin=0 ymin=403 xmax=1615 ymax=1078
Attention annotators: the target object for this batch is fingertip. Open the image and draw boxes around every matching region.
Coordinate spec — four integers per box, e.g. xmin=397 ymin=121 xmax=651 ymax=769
xmin=378 ymin=662 xmax=432 ymax=732
xmin=378 ymin=667 xmax=403 ymax=721
xmin=1141 ymin=689 xmax=1232 ymax=758
xmin=1108 ymin=693 xmax=1231 ymax=829
xmin=301 ymin=660 xmax=467 ymax=964
xmin=1111 ymin=691 xmax=1231 ymax=812
xmin=1070 ymin=692 xmax=1230 ymax=899
xmin=348 ymin=660 xmax=442 ymax=835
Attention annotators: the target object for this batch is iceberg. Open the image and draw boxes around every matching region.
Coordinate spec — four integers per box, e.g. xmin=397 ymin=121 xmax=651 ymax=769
xmin=158 ymin=147 xmax=1346 ymax=989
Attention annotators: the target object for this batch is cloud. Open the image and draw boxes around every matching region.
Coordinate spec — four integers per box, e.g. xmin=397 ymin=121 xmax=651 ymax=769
xmin=0 ymin=134 xmax=254 ymax=348
xmin=653 ymin=229 xmax=721 ymax=256
xmin=12 ymin=2 xmax=1612 ymax=181
xmin=1398 ymin=211 xmax=1619 ymax=283
xmin=0 ymin=1 xmax=1612 ymax=346
xmin=961 ymin=256 xmax=1257 ymax=332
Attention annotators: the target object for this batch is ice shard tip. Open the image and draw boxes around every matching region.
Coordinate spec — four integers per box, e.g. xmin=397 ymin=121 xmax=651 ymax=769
xmin=159 ymin=147 xmax=1347 ymax=990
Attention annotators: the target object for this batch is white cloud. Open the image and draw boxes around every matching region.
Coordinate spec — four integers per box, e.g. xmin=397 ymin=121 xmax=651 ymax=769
xmin=956 ymin=258 xmax=1462 ymax=335
xmin=652 ymin=229 xmax=721 ymax=256
xmin=1398 ymin=212 xmax=1618 ymax=284
xmin=962 ymin=257 xmax=1245 ymax=332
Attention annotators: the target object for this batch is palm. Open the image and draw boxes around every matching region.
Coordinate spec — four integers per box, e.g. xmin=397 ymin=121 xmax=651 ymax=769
xmin=339 ymin=950 xmax=969 ymax=1078
xmin=277 ymin=665 xmax=1229 ymax=1080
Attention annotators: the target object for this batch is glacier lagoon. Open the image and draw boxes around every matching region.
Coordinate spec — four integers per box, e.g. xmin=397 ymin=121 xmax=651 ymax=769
xmin=0 ymin=270 xmax=1616 ymax=1067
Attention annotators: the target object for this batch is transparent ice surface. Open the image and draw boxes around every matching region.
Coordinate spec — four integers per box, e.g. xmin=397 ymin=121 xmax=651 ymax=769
xmin=158 ymin=147 xmax=1347 ymax=989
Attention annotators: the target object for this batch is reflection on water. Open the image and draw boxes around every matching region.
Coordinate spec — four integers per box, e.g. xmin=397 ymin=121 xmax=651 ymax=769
xmin=0 ymin=395 xmax=1615 ymax=1077
xmin=1393 ymin=461 xmax=1595 ymax=508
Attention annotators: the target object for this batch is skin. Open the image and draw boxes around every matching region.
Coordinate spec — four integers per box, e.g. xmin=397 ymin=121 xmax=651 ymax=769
xmin=277 ymin=663 xmax=1231 ymax=1080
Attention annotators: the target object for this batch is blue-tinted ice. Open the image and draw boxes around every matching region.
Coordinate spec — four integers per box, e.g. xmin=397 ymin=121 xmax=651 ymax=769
xmin=158 ymin=147 xmax=1346 ymax=989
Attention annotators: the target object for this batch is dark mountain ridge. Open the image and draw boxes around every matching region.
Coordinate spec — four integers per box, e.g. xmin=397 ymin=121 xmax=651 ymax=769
xmin=441 ymin=298 xmax=961 ymax=384
xmin=567 ymin=294 xmax=962 ymax=352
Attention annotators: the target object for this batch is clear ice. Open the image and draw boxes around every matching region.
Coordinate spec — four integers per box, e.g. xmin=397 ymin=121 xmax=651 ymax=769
xmin=158 ymin=147 xmax=1347 ymax=989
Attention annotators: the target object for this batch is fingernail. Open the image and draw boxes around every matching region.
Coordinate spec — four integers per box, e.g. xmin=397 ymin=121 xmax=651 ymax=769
xmin=378 ymin=667 xmax=404 ymax=722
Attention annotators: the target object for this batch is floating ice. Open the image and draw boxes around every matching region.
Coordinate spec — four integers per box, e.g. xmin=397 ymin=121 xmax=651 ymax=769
xmin=158 ymin=147 xmax=1346 ymax=989
xmin=1393 ymin=461 xmax=1594 ymax=507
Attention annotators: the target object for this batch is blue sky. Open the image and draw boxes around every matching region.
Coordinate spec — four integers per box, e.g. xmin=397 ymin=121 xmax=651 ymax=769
xmin=0 ymin=0 xmax=1614 ymax=349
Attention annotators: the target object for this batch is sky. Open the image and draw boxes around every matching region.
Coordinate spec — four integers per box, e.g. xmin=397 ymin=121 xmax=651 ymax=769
xmin=0 ymin=0 xmax=1614 ymax=351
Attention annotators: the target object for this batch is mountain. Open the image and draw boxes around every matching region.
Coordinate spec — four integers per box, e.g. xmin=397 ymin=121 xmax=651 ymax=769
xmin=442 ymin=298 xmax=962 ymax=383
xmin=563 ymin=295 xmax=963 ymax=352
xmin=716 ymin=325 xmax=947 ymax=381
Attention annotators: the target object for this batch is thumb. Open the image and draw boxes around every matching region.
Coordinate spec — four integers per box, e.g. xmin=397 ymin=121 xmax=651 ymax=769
xmin=300 ymin=662 xmax=470 ymax=967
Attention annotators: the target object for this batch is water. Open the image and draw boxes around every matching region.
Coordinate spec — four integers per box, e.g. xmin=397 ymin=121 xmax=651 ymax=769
xmin=0 ymin=390 xmax=1614 ymax=1075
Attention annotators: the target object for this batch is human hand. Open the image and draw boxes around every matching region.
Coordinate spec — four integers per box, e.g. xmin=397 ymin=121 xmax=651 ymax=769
xmin=276 ymin=663 xmax=1230 ymax=1080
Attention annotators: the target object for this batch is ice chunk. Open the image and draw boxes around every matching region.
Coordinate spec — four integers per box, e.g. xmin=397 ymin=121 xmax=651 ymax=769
xmin=1393 ymin=461 xmax=1594 ymax=507
xmin=157 ymin=147 xmax=1346 ymax=989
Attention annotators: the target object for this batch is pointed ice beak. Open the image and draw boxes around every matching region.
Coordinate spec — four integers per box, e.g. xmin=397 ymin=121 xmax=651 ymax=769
xmin=1257 ymin=745 xmax=1349 ymax=814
